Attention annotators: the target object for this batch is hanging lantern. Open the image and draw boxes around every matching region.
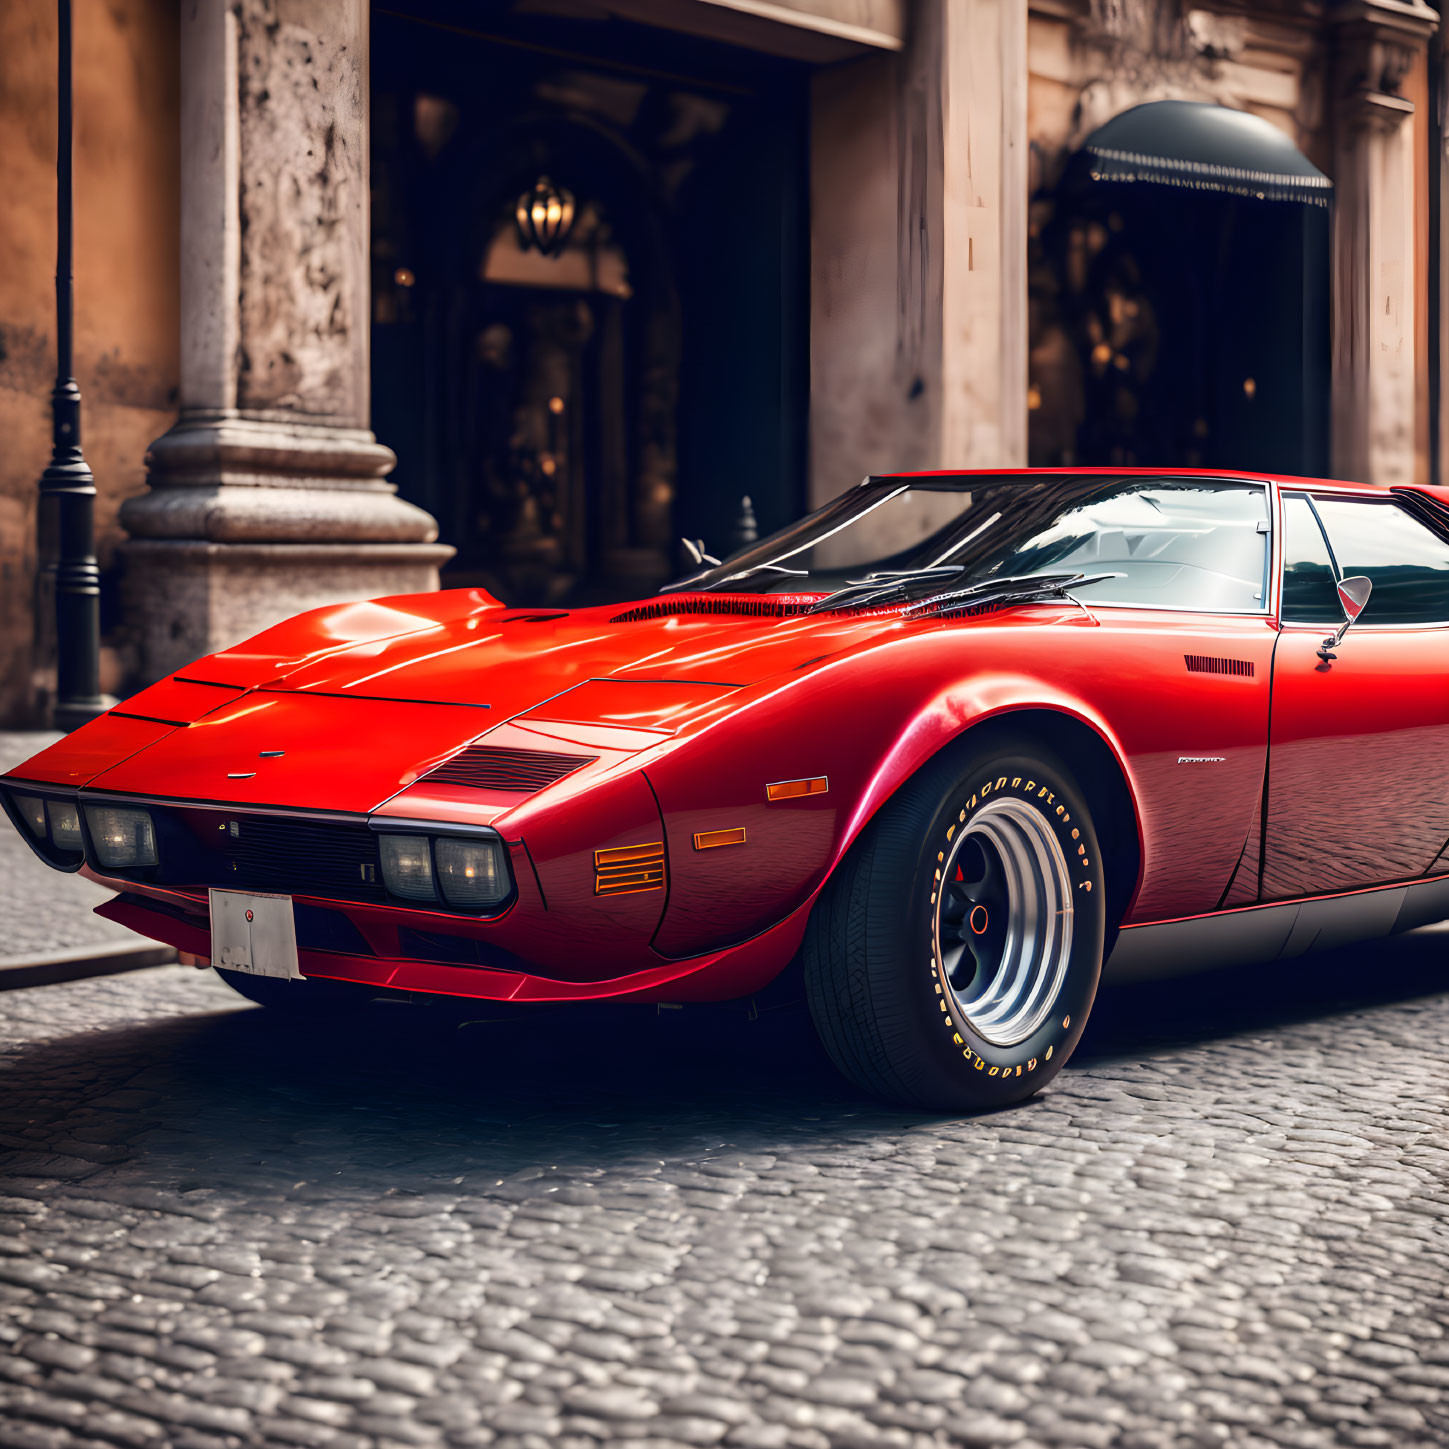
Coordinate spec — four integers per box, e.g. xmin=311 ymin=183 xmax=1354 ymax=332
xmin=514 ymin=176 xmax=577 ymax=258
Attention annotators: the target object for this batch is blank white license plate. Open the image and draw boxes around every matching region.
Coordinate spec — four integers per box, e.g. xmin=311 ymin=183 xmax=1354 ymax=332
xmin=209 ymin=889 xmax=300 ymax=980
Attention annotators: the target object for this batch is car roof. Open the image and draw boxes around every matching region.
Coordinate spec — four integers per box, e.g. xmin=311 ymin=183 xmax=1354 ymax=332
xmin=873 ymin=466 xmax=1374 ymax=494
xmin=873 ymin=468 xmax=1449 ymax=513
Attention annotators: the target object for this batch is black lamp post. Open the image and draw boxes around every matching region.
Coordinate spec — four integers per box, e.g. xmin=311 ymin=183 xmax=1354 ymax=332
xmin=40 ymin=0 xmax=107 ymax=730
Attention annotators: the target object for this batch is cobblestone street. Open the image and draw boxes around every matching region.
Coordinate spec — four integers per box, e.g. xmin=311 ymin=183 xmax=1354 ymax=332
xmin=1 ymin=932 xmax=1448 ymax=1449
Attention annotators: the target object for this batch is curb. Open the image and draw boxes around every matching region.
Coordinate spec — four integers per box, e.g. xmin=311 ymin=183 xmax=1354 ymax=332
xmin=0 ymin=941 xmax=179 ymax=992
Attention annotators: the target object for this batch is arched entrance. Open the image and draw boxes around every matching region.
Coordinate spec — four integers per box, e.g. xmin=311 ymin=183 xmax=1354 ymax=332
xmin=438 ymin=115 xmax=681 ymax=603
xmin=369 ymin=8 xmax=810 ymax=606
xmin=1029 ymin=100 xmax=1332 ymax=476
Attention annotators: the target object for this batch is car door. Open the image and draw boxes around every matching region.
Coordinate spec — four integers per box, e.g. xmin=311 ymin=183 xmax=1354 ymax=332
xmin=1262 ymin=489 xmax=1449 ymax=901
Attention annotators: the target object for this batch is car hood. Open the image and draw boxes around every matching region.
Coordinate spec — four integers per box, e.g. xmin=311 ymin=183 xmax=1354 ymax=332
xmin=177 ymin=591 xmax=905 ymax=711
xmin=6 ymin=593 xmax=912 ymax=813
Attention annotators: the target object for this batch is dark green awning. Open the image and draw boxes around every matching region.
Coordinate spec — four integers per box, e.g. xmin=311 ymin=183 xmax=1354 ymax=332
xmin=1077 ymin=100 xmax=1331 ymax=207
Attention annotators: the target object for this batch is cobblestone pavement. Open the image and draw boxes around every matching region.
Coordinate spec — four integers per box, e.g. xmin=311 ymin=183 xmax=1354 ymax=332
xmin=1 ymin=931 xmax=1448 ymax=1449
xmin=0 ymin=736 xmax=136 ymax=966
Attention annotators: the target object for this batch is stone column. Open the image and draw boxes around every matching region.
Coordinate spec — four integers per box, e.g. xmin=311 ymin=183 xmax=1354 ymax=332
xmin=120 ymin=0 xmax=450 ymax=682
xmin=940 ymin=0 xmax=1029 ymax=471
xmin=1329 ymin=0 xmax=1438 ymax=486
xmin=1436 ymin=24 xmax=1449 ymax=486
xmin=809 ymin=0 xmax=1028 ymax=510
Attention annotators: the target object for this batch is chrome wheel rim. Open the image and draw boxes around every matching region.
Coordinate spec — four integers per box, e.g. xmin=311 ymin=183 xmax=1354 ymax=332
xmin=934 ymin=797 xmax=1074 ymax=1047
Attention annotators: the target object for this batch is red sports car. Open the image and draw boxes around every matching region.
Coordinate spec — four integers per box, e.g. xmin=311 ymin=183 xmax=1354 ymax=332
xmin=7 ymin=469 xmax=1449 ymax=1108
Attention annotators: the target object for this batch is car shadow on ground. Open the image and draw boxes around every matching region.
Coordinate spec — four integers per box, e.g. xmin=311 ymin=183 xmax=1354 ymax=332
xmin=0 ymin=924 xmax=1445 ymax=1195
xmin=1075 ymin=920 xmax=1449 ymax=1064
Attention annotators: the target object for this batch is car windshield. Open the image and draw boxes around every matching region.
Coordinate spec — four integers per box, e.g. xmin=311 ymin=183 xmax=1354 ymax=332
xmin=670 ymin=474 xmax=1271 ymax=612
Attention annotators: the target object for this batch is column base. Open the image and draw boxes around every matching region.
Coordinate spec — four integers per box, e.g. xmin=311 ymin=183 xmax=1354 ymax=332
xmin=120 ymin=539 xmax=455 ymax=683
xmin=54 ymin=695 xmax=119 ymax=733
xmin=120 ymin=413 xmax=455 ymax=684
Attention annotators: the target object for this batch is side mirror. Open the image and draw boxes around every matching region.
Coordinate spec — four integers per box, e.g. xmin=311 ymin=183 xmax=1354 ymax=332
xmin=1338 ymin=574 xmax=1372 ymax=624
xmin=1317 ymin=575 xmax=1372 ymax=662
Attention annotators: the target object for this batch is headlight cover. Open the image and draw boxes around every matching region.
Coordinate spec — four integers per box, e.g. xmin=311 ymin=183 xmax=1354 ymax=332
xmin=374 ymin=826 xmax=513 ymax=912
xmin=46 ymin=800 xmax=85 ymax=854
xmin=14 ymin=795 xmax=47 ymax=840
xmin=380 ymin=833 xmax=437 ymax=902
xmin=84 ymin=805 xmax=158 ymax=869
xmin=434 ymin=836 xmax=510 ymax=909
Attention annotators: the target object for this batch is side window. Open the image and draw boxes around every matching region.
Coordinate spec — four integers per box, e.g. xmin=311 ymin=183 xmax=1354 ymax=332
xmin=1312 ymin=497 xmax=1449 ymax=625
xmin=1280 ymin=494 xmax=1343 ymax=624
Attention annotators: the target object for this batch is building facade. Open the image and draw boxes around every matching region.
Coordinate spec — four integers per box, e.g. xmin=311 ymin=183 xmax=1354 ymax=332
xmin=0 ymin=0 xmax=1444 ymax=724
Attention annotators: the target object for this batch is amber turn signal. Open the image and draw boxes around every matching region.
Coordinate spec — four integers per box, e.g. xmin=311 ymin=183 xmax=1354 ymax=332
xmin=693 ymin=827 xmax=746 ymax=851
xmin=765 ymin=776 xmax=828 ymax=802
xmin=595 ymin=842 xmax=666 ymax=895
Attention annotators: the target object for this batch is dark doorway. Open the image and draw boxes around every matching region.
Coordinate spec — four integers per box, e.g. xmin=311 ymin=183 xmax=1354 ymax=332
xmin=1028 ymin=101 xmax=1331 ymax=477
xmin=371 ymin=2 xmax=809 ymax=605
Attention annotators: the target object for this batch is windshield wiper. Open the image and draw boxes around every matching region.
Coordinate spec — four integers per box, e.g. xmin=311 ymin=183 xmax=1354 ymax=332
xmin=901 ymin=571 xmax=1123 ymax=619
xmin=681 ymin=537 xmax=721 ymax=567
xmin=661 ymin=545 xmax=812 ymax=594
xmin=728 ymin=561 xmax=811 ymax=583
xmin=801 ymin=565 xmax=966 ymax=614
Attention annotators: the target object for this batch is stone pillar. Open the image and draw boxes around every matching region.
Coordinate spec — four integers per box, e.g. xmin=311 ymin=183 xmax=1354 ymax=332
xmin=809 ymin=0 xmax=1028 ymax=510
xmin=940 ymin=0 xmax=1029 ymax=471
xmin=1435 ymin=24 xmax=1449 ymax=487
xmin=120 ymin=0 xmax=450 ymax=681
xmin=1329 ymin=0 xmax=1438 ymax=486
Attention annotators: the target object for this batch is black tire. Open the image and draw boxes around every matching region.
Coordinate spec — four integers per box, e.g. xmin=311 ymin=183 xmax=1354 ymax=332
xmin=214 ymin=968 xmax=376 ymax=1014
xmin=803 ymin=740 xmax=1107 ymax=1110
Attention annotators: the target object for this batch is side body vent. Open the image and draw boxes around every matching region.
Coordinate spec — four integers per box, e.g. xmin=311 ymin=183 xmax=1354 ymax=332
xmin=594 ymin=842 xmax=666 ymax=896
xmin=424 ymin=745 xmax=596 ymax=792
xmin=1184 ymin=654 xmax=1255 ymax=678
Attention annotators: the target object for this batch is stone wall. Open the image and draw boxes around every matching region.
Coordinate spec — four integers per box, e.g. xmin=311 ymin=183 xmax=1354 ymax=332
xmin=1028 ymin=0 xmax=1329 ymax=168
xmin=0 ymin=0 xmax=179 ymax=726
xmin=1026 ymin=0 xmax=1438 ymax=485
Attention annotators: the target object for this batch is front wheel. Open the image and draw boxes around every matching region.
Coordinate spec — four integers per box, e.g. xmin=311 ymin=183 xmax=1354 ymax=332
xmin=803 ymin=742 xmax=1107 ymax=1110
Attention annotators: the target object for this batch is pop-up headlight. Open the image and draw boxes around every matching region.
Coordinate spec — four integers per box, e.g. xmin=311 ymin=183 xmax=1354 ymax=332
xmin=84 ymin=805 xmax=158 ymax=869
xmin=380 ymin=834 xmax=437 ymax=902
xmin=434 ymin=837 xmax=510 ymax=909
xmin=46 ymin=800 xmax=84 ymax=854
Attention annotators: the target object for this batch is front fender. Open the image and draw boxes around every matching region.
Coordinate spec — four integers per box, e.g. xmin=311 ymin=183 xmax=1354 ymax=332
xmin=643 ymin=635 xmax=1143 ymax=960
xmin=838 ymin=674 xmax=1139 ymax=862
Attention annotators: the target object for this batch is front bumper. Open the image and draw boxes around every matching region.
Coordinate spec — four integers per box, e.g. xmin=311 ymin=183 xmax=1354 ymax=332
xmin=3 ymin=759 xmax=811 ymax=1004
xmin=92 ymin=876 xmax=809 ymax=1004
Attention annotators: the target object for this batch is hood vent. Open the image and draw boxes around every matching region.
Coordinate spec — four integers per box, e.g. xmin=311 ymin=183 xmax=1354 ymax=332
xmin=611 ymin=594 xmax=815 ymax=623
xmin=423 ymin=745 xmax=596 ymax=793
